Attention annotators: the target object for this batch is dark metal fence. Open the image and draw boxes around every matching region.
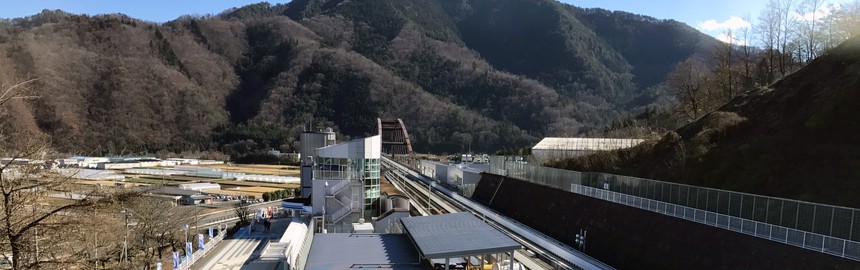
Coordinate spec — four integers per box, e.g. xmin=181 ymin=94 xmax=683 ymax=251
xmin=489 ymin=156 xmax=860 ymax=261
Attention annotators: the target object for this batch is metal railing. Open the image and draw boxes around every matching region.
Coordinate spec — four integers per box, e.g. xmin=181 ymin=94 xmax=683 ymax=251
xmin=293 ymin=218 xmax=316 ymax=270
xmin=572 ymin=184 xmax=860 ymax=261
xmin=489 ymin=157 xmax=860 ymax=261
xmin=326 ymin=205 xmax=352 ymax=224
xmin=324 ymin=179 xmax=351 ymax=195
xmin=178 ymin=230 xmax=227 ymax=270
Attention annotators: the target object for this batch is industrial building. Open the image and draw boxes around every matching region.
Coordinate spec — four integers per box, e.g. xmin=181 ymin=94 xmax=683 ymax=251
xmin=531 ymin=137 xmax=645 ymax=163
xmin=418 ymin=160 xmax=488 ymax=197
xmin=148 ymin=187 xmax=212 ymax=205
xmin=299 ymin=128 xmax=337 ymax=197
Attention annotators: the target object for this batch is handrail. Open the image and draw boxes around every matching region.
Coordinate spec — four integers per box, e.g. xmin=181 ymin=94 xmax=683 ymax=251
xmin=571 ymin=184 xmax=860 ymax=262
xmin=324 ymin=180 xmax=350 ymax=196
xmin=326 ymin=206 xmax=352 ymax=224
xmin=490 ymin=157 xmax=860 ymax=243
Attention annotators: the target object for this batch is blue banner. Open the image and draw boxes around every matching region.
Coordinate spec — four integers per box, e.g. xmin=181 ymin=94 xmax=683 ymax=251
xmin=185 ymin=242 xmax=193 ymax=262
xmin=198 ymin=234 xmax=205 ymax=250
xmin=208 ymin=226 xmax=214 ymax=240
xmin=172 ymin=251 xmax=179 ymax=270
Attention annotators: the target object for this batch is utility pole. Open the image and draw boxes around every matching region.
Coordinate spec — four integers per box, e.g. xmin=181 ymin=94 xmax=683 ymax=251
xmin=32 ymin=204 xmax=39 ymax=264
xmin=121 ymin=208 xmax=132 ymax=263
xmin=428 ymin=181 xmax=433 ymax=213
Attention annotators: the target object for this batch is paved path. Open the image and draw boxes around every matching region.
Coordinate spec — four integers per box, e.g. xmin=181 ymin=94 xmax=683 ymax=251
xmin=191 ymin=218 xmax=291 ymax=270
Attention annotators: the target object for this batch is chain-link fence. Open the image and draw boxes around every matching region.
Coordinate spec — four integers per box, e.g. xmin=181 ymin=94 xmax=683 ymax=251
xmin=489 ymin=157 xmax=860 ymax=261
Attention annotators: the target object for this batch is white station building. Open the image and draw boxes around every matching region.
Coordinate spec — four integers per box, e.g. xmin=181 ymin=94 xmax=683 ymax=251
xmin=310 ymin=135 xmax=382 ymax=232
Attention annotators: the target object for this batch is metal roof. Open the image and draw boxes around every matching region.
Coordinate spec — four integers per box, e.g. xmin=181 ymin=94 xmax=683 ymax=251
xmin=152 ymin=187 xmax=202 ymax=197
xmin=532 ymin=137 xmax=645 ymax=151
xmin=400 ymin=212 xmax=521 ymax=259
xmin=305 ymin=233 xmax=428 ymax=270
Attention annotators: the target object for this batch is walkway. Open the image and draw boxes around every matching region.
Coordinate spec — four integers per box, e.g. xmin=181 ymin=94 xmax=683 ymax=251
xmin=191 ymin=218 xmax=291 ymax=270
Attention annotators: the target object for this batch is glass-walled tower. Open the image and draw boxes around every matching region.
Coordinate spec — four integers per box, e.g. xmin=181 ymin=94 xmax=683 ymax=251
xmin=313 ymin=135 xmax=382 ymax=222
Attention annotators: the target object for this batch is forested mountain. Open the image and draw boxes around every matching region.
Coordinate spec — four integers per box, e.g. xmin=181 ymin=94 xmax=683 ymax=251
xmin=0 ymin=0 xmax=717 ymax=155
xmin=549 ymin=35 xmax=860 ymax=208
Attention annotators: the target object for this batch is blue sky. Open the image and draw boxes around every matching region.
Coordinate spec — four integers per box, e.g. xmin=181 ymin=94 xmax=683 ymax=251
xmin=0 ymin=0 xmax=851 ymax=41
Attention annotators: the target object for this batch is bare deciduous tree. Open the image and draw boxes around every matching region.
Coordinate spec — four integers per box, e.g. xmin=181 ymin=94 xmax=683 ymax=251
xmin=833 ymin=0 xmax=860 ymax=39
xmin=125 ymin=197 xmax=198 ymax=270
xmin=668 ymin=59 xmax=713 ymax=121
xmin=0 ymin=80 xmax=134 ymax=270
xmin=713 ymin=29 xmax=741 ymax=102
xmin=757 ymin=1 xmax=782 ymax=83
xmin=798 ymin=0 xmax=827 ymax=62
xmin=234 ymin=201 xmax=251 ymax=226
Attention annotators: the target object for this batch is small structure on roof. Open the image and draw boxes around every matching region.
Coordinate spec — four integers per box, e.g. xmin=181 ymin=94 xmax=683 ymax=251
xmin=531 ymin=137 xmax=645 ymax=163
xmin=305 ymin=233 xmax=428 ymax=270
xmin=400 ymin=212 xmax=521 ymax=269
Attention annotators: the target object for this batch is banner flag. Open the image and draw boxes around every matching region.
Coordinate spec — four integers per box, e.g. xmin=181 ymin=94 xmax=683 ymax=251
xmin=186 ymin=242 xmax=193 ymax=262
xmin=198 ymin=234 xmax=205 ymax=250
xmin=172 ymin=251 xmax=179 ymax=270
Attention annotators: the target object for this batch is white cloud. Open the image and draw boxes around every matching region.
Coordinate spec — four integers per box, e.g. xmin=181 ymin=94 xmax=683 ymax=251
xmin=715 ymin=32 xmax=747 ymax=46
xmin=794 ymin=4 xmax=835 ymax=21
xmin=699 ymin=16 xmax=751 ymax=31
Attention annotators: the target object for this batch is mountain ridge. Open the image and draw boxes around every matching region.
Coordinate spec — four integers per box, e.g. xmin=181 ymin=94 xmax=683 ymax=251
xmin=0 ymin=0 xmax=717 ymax=155
xmin=549 ymin=35 xmax=860 ymax=208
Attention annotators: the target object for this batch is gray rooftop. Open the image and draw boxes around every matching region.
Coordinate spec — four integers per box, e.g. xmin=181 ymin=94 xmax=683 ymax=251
xmin=306 ymin=234 xmax=429 ymax=270
xmin=400 ymin=212 xmax=521 ymax=259
xmin=151 ymin=187 xmax=202 ymax=197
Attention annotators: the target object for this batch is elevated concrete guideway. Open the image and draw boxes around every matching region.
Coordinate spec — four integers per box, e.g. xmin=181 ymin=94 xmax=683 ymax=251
xmin=383 ymin=157 xmax=615 ymax=270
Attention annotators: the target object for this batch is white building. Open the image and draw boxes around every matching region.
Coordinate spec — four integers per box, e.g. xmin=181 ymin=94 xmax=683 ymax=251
xmin=531 ymin=137 xmax=645 ymax=163
xmin=72 ymin=156 xmax=110 ymax=168
xmin=235 ymin=174 xmax=300 ymax=184
xmin=178 ymin=182 xmax=221 ymax=191
xmin=159 ymin=160 xmax=181 ymax=167
xmin=312 ymin=135 xmax=381 ymax=231
xmin=125 ymin=168 xmax=185 ymax=176
xmin=197 ymin=160 xmax=225 ymax=165
xmin=96 ymin=162 xmax=142 ymax=170
xmin=167 ymin=158 xmax=199 ymax=165
xmin=56 ymin=158 xmax=79 ymax=167
xmin=418 ymin=160 xmax=488 ymax=197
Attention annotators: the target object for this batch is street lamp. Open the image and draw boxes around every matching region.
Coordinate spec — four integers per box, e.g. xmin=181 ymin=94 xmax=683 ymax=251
xmin=121 ymin=208 xmax=132 ymax=263
xmin=575 ymin=229 xmax=587 ymax=252
xmin=322 ymin=181 xmax=328 ymax=233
